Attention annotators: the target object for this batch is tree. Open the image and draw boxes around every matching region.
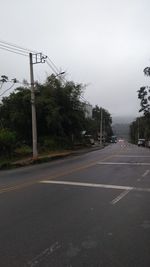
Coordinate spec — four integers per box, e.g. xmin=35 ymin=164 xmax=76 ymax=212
xmin=0 ymin=75 xmax=86 ymax=148
xmin=138 ymin=67 xmax=150 ymax=115
xmin=130 ymin=115 xmax=150 ymax=144
xmin=0 ymin=128 xmax=16 ymax=157
xmin=131 ymin=66 xmax=150 ymax=144
xmin=138 ymin=86 xmax=150 ymax=114
xmin=84 ymin=105 xmax=113 ymax=141
xmin=0 ymin=87 xmax=32 ymax=144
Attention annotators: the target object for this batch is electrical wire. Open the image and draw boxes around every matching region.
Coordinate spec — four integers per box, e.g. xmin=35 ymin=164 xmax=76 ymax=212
xmin=46 ymin=60 xmax=58 ymax=75
xmin=0 ymin=43 xmax=29 ymax=55
xmin=0 ymin=84 xmax=15 ymax=97
xmin=47 ymin=56 xmax=60 ymax=73
xmin=0 ymin=39 xmax=38 ymax=54
xmin=0 ymin=45 xmax=28 ymax=57
xmin=80 ymin=95 xmax=88 ymax=103
xmin=46 ymin=60 xmax=68 ymax=85
xmin=0 ymin=39 xmax=89 ymax=103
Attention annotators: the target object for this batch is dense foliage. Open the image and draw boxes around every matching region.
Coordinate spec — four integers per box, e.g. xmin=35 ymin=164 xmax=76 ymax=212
xmin=130 ymin=115 xmax=150 ymax=144
xmin=84 ymin=105 xmax=113 ymax=141
xmin=0 ymin=74 xmax=113 ymax=158
xmin=130 ymin=66 xmax=150 ymax=143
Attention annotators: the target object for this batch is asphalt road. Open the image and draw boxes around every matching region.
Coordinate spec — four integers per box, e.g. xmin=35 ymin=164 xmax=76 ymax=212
xmin=0 ymin=142 xmax=150 ymax=267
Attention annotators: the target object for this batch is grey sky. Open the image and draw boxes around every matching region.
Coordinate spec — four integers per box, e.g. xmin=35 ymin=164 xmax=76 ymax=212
xmin=1 ymin=0 xmax=150 ymax=118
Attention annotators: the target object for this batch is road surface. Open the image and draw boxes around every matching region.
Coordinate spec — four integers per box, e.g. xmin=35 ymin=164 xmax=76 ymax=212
xmin=0 ymin=142 xmax=150 ymax=266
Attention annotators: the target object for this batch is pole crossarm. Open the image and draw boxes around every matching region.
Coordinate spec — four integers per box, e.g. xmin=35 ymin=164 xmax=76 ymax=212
xmin=32 ymin=53 xmax=47 ymax=64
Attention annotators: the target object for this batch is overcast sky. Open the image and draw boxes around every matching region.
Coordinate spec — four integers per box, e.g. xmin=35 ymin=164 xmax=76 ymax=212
xmin=1 ymin=0 xmax=150 ymax=119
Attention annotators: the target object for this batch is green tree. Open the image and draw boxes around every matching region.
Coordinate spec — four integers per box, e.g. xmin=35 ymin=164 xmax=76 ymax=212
xmin=84 ymin=105 xmax=113 ymax=141
xmin=0 ymin=87 xmax=32 ymax=144
xmin=0 ymin=75 xmax=86 ymax=149
xmin=0 ymin=128 xmax=16 ymax=157
xmin=130 ymin=115 xmax=150 ymax=144
xmin=138 ymin=86 xmax=150 ymax=114
xmin=138 ymin=67 xmax=150 ymax=115
xmin=132 ymin=66 xmax=150 ymax=143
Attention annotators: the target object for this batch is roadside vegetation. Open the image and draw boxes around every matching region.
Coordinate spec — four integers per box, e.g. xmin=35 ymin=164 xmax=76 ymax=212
xmin=130 ymin=67 xmax=150 ymax=146
xmin=0 ymin=74 xmax=113 ymax=166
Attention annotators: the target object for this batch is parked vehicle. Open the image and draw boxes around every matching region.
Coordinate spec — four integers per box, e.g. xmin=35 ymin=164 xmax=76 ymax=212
xmin=137 ymin=139 xmax=145 ymax=147
xmin=110 ymin=135 xmax=117 ymax=143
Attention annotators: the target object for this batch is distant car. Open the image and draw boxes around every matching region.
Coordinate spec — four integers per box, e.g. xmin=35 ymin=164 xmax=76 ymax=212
xmin=138 ymin=139 xmax=145 ymax=147
xmin=110 ymin=136 xmax=117 ymax=143
xmin=118 ymin=139 xmax=124 ymax=142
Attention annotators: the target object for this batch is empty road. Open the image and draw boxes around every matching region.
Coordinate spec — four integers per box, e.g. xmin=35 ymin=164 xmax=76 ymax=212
xmin=0 ymin=142 xmax=150 ymax=266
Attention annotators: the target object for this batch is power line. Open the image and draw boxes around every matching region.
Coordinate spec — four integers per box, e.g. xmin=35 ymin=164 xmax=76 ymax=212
xmin=0 ymin=43 xmax=29 ymax=54
xmin=45 ymin=60 xmax=58 ymax=75
xmin=0 ymin=84 xmax=15 ymax=97
xmin=0 ymin=39 xmax=38 ymax=54
xmin=47 ymin=56 xmax=60 ymax=73
xmin=46 ymin=60 xmax=59 ymax=75
xmin=0 ymin=39 xmax=89 ymax=103
xmin=0 ymin=45 xmax=28 ymax=57
xmin=0 ymin=39 xmax=67 ymax=81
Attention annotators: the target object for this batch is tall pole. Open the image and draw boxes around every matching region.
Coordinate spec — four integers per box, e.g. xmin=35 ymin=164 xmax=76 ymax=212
xmin=29 ymin=53 xmax=38 ymax=158
xmin=138 ymin=117 xmax=140 ymax=140
xmin=100 ymin=108 xmax=103 ymax=145
xmin=99 ymin=108 xmax=103 ymax=145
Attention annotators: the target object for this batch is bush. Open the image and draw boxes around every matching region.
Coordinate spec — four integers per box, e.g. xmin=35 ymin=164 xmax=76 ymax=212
xmin=0 ymin=129 xmax=16 ymax=158
xmin=15 ymin=145 xmax=32 ymax=156
xmin=43 ymin=138 xmax=58 ymax=150
xmin=40 ymin=136 xmax=72 ymax=151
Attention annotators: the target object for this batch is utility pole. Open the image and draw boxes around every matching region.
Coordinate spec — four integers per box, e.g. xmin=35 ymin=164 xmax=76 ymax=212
xmin=29 ymin=53 xmax=47 ymax=158
xmin=100 ymin=108 xmax=103 ymax=145
xmin=138 ymin=117 xmax=140 ymax=140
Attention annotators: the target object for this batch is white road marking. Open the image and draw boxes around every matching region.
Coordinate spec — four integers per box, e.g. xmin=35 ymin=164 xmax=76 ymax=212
xmin=114 ymin=155 xmax=150 ymax=158
xmin=27 ymin=242 xmax=61 ymax=267
xmin=142 ymin=170 xmax=150 ymax=177
xmin=111 ymin=190 xmax=131 ymax=205
xmin=97 ymin=162 xmax=150 ymax=166
xmin=40 ymin=180 xmax=133 ymax=191
xmin=39 ymin=180 xmax=150 ymax=193
xmin=137 ymin=169 xmax=150 ymax=182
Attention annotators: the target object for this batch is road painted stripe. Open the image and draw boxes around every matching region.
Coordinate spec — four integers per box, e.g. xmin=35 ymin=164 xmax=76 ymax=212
xmin=27 ymin=242 xmax=61 ymax=266
xmin=97 ymin=162 xmax=150 ymax=166
xmin=40 ymin=180 xmax=133 ymax=191
xmin=40 ymin=180 xmax=150 ymax=193
xmin=0 ymin=152 xmax=124 ymax=195
xmin=138 ymin=170 xmax=150 ymax=182
xmin=142 ymin=170 xmax=150 ymax=177
xmin=114 ymin=155 xmax=150 ymax=158
xmin=111 ymin=190 xmax=131 ymax=205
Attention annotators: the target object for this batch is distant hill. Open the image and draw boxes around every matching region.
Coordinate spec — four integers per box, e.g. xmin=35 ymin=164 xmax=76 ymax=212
xmin=112 ymin=116 xmax=136 ymax=125
xmin=112 ymin=123 xmax=130 ymax=141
